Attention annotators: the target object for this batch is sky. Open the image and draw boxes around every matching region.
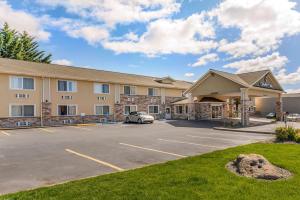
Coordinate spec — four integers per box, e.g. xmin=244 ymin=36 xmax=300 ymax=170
xmin=1 ymin=0 xmax=300 ymax=93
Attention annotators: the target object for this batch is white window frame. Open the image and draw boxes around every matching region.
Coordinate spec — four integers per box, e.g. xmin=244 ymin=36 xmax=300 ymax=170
xmin=9 ymin=104 xmax=36 ymax=117
xmin=94 ymin=83 xmax=110 ymax=94
xmin=57 ymin=104 xmax=78 ymax=116
xmin=211 ymin=104 xmax=223 ymax=119
xmin=124 ymin=105 xmax=137 ymax=115
xmin=175 ymin=105 xmax=184 ymax=114
xmin=57 ymin=80 xmax=77 ymax=92
xmin=94 ymin=104 xmax=110 ymax=115
xmin=123 ymin=85 xmax=136 ymax=96
xmin=148 ymin=105 xmax=159 ymax=114
xmin=148 ymin=88 xmax=160 ymax=96
xmin=9 ymin=76 xmax=35 ymax=91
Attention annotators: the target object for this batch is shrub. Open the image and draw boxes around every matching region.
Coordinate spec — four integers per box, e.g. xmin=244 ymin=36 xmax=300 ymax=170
xmin=275 ymin=126 xmax=299 ymax=143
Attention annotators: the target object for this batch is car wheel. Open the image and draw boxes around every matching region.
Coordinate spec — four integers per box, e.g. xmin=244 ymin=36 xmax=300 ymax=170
xmin=138 ymin=118 xmax=143 ymax=124
xmin=125 ymin=117 xmax=130 ymax=123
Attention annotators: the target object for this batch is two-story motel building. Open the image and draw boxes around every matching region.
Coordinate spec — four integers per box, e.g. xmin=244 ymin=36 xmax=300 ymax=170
xmin=0 ymin=58 xmax=191 ymax=128
xmin=0 ymin=58 xmax=285 ymax=128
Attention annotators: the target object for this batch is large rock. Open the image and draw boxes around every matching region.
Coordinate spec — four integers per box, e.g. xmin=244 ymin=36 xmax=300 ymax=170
xmin=227 ymin=154 xmax=292 ymax=180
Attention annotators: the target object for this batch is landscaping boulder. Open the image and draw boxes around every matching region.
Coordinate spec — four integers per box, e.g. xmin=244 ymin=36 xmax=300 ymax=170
xmin=227 ymin=154 xmax=292 ymax=180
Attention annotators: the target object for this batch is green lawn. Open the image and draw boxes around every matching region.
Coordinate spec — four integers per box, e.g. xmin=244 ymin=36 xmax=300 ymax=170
xmin=1 ymin=143 xmax=300 ymax=200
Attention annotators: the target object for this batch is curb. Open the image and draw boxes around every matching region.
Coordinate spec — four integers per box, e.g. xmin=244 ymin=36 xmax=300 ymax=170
xmin=213 ymin=127 xmax=275 ymax=135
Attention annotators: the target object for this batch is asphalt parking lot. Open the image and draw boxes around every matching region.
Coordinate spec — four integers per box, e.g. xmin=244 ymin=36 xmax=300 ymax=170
xmin=0 ymin=120 xmax=274 ymax=195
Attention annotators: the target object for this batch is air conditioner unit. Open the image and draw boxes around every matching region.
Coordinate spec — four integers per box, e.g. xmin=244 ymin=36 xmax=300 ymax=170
xmin=62 ymin=119 xmax=73 ymax=124
xmin=97 ymin=96 xmax=107 ymax=101
xmin=16 ymin=121 xmax=32 ymax=127
xmin=16 ymin=94 xmax=29 ymax=99
xmin=62 ymin=96 xmax=72 ymax=100
xmin=100 ymin=118 xmax=107 ymax=123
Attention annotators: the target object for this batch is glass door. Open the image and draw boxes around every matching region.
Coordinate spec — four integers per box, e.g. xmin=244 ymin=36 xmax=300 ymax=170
xmin=211 ymin=105 xmax=223 ymax=119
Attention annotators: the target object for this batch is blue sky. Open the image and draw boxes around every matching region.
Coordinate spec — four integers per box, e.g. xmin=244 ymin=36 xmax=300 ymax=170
xmin=1 ymin=0 xmax=300 ymax=92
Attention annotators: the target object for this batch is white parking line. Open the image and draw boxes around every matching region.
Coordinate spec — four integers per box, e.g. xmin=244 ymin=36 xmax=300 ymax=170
xmin=39 ymin=128 xmax=54 ymax=133
xmin=186 ymin=135 xmax=248 ymax=142
xmin=0 ymin=131 xmax=10 ymax=136
xmin=65 ymin=149 xmax=124 ymax=171
xmin=158 ymin=138 xmax=223 ymax=148
xmin=70 ymin=126 xmax=92 ymax=131
xmin=119 ymin=143 xmax=187 ymax=158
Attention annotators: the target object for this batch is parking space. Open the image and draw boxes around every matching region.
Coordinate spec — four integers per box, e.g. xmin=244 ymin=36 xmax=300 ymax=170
xmin=0 ymin=120 xmax=274 ymax=194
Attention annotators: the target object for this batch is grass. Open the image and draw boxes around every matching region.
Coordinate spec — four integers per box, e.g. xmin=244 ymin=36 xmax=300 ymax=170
xmin=1 ymin=143 xmax=300 ymax=200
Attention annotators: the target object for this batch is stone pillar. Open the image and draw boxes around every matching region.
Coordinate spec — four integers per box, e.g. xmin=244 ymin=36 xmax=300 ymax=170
xmin=240 ymin=88 xmax=250 ymax=127
xmin=42 ymin=102 xmax=52 ymax=126
xmin=228 ymin=97 xmax=233 ymax=118
xmin=275 ymin=93 xmax=283 ymax=121
xmin=187 ymin=93 xmax=195 ymax=120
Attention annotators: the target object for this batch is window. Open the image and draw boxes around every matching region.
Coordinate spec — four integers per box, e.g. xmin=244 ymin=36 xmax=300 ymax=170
xmin=148 ymin=88 xmax=160 ymax=96
xmin=124 ymin=105 xmax=137 ymax=115
xmin=10 ymin=105 xmax=34 ymax=117
xmin=94 ymin=83 xmax=110 ymax=94
xmin=58 ymin=105 xmax=77 ymax=116
xmin=175 ymin=105 xmax=183 ymax=114
xmin=185 ymin=105 xmax=189 ymax=114
xmin=58 ymin=80 xmax=77 ymax=92
xmin=10 ymin=76 xmax=34 ymax=90
xmin=148 ymin=105 xmax=159 ymax=114
xmin=95 ymin=105 xmax=110 ymax=115
xmin=124 ymin=85 xmax=136 ymax=95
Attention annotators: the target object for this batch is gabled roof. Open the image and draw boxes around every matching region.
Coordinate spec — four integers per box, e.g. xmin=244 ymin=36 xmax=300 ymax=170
xmin=0 ymin=58 xmax=192 ymax=89
xmin=237 ymin=70 xmax=270 ymax=85
xmin=185 ymin=69 xmax=284 ymax=94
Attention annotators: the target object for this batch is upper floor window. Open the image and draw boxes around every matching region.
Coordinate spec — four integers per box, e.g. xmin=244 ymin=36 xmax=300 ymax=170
xmin=124 ymin=85 xmax=136 ymax=96
xmin=148 ymin=88 xmax=160 ymax=96
xmin=58 ymin=80 xmax=77 ymax=92
xmin=10 ymin=105 xmax=35 ymax=117
xmin=94 ymin=83 xmax=109 ymax=94
xmin=10 ymin=76 xmax=34 ymax=90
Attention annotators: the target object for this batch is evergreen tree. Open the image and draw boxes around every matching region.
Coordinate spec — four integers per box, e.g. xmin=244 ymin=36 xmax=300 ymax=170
xmin=0 ymin=22 xmax=51 ymax=63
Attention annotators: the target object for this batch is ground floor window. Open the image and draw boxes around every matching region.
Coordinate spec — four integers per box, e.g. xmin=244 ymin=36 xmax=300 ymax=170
xmin=10 ymin=105 xmax=35 ymax=117
xmin=148 ymin=105 xmax=159 ymax=114
xmin=124 ymin=105 xmax=137 ymax=115
xmin=175 ymin=105 xmax=183 ymax=114
xmin=58 ymin=105 xmax=77 ymax=116
xmin=95 ymin=105 xmax=110 ymax=115
xmin=211 ymin=105 xmax=223 ymax=119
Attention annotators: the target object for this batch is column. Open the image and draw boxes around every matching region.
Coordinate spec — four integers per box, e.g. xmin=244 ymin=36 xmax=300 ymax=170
xmin=240 ymin=88 xmax=250 ymax=127
xmin=187 ymin=93 xmax=195 ymax=120
xmin=275 ymin=93 xmax=283 ymax=121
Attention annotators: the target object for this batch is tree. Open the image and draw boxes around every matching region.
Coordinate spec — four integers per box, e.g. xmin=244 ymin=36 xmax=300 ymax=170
xmin=0 ymin=23 xmax=51 ymax=63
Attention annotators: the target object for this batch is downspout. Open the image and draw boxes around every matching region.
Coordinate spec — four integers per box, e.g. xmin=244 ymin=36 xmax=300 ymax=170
xmin=40 ymin=77 xmax=44 ymax=127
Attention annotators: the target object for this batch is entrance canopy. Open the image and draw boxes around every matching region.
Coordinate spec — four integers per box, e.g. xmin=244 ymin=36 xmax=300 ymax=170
xmin=184 ymin=69 xmax=284 ymax=126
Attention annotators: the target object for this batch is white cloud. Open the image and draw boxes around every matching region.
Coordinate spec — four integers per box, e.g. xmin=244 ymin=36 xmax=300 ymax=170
xmin=224 ymin=52 xmax=288 ymax=73
xmin=52 ymin=59 xmax=72 ymax=65
xmin=190 ymin=53 xmax=219 ymax=67
xmin=184 ymin=72 xmax=194 ymax=77
xmin=276 ymin=67 xmax=300 ymax=85
xmin=214 ymin=0 xmax=300 ymax=57
xmin=103 ymin=13 xmax=218 ymax=56
xmin=36 ymin=0 xmax=180 ymax=27
xmin=0 ymin=0 xmax=50 ymax=41
xmin=285 ymin=88 xmax=300 ymax=93
xmin=50 ymin=18 xmax=109 ymax=45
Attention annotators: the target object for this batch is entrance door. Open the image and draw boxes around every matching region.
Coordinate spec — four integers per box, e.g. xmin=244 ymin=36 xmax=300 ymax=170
xmin=211 ymin=105 xmax=223 ymax=119
xmin=165 ymin=107 xmax=171 ymax=119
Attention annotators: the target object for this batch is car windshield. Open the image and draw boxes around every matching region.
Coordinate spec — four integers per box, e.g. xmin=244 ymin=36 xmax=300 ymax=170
xmin=138 ymin=112 xmax=147 ymax=115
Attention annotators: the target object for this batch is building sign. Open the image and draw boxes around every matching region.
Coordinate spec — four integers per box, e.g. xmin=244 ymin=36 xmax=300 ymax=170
xmin=257 ymin=76 xmax=273 ymax=89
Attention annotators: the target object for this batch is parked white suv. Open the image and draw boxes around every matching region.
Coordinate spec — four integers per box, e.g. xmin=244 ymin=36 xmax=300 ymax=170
xmin=125 ymin=112 xmax=154 ymax=124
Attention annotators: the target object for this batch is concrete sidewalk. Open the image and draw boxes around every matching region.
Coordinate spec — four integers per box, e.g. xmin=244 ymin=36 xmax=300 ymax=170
xmin=214 ymin=121 xmax=300 ymax=134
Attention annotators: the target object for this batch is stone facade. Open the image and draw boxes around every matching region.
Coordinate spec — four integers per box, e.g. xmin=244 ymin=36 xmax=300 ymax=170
xmin=0 ymin=117 xmax=41 ymax=128
xmin=114 ymin=95 xmax=184 ymax=121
